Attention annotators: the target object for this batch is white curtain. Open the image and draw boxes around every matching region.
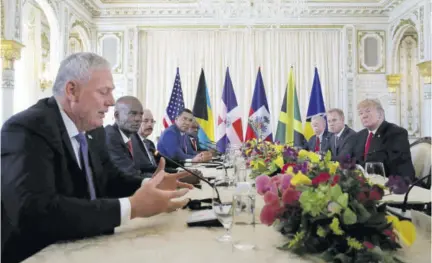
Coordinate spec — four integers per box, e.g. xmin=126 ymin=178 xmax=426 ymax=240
xmin=138 ymin=29 xmax=341 ymax=140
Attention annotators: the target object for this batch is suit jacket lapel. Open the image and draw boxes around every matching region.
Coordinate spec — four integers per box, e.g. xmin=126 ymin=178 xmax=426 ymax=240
xmin=48 ymin=97 xmax=80 ymax=167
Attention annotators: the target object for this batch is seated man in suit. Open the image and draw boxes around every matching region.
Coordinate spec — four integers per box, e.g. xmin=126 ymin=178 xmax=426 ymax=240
xmin=326 ymin=108 xmax=356 ymax=161
xmin=134 ymin=109 xmax=200 ymax=184
xmin=1 ymin=52 xmax=192 ymax=263
xmin=186 ymin=118 xmax=206 ymax=152
xmin=105 ymin=96 xmax=154 ymax=178
xmin=304 ymin=115 xmax=332 ymax=154
xmin=348 ymin=99 xmax=415 ymax=180
xmin=157 ymin=108 xmax=212 ymax=163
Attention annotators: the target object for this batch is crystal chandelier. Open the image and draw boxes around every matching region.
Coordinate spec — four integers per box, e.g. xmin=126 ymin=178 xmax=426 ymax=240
xmin=198 ymin=0 xmax=308 ymax=23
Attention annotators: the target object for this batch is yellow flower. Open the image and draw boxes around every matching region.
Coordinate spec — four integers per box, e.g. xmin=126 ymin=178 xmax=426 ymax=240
xmin=274 ymin=156 xmax=284 ymax=169
xmin=298 ymin=149 xmax=309 ymax=159
xmin=291 ymin=172 xmax=312 ymax=186
xmin=328 ymin=161 xmax=339 ymax=175
xmin=386 ymin=215 xmax=416 ymax=247
xmin=307 ymin=152 xmax=321 ymax=163
xmin=251 ymin=160 xmax=266 ymax=170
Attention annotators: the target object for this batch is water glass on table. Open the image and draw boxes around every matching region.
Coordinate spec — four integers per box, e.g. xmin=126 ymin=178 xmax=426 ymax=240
xmin=365 ymin=162 xmax=387 ymax=185
xmin=212 ymin=186 xmax=235 ymax=242
xmin=232 ymin=182 xmax=256 ymax=251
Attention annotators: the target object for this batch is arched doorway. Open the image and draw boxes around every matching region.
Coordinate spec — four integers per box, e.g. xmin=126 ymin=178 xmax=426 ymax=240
xmin=67 ymin=19 xmax=91 ymax=55
xmin=14 ymin=0 xmax=60 ymax=113
xmin=392 ymin=25 xmax=421 ymax=138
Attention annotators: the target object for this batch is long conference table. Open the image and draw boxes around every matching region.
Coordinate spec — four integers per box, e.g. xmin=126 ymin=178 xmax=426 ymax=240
xmin=23 ymin=167 xmax=431 ymax=263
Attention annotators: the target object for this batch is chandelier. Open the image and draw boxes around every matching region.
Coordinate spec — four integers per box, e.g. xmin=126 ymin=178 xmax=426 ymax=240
xmin=198 ymin=0 xmax=308 ymax=23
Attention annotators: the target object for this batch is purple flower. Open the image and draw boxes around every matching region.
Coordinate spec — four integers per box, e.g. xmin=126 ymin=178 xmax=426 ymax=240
xmin=385 ymin=175 xmax=410 ymax=194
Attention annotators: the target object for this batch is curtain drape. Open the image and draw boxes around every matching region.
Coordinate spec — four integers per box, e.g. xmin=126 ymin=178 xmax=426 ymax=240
xmin=138 ymin=29 xmax=342 ymax=140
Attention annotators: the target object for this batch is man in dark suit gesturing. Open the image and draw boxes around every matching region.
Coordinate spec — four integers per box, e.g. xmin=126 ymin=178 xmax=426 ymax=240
xmin=326 ymin=108 xmax=356 ymax=161
xmin=1 ymin=52 xmax=192 ymax=263
xmin=349 ymin=99 xmax=415 ymax=180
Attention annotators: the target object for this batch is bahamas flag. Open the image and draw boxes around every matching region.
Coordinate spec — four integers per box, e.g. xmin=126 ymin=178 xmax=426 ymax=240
xmin=303 ymin=67 xmax=327 ymax=140
xmin=275 ymin=67 xmax=305 ymax=146
xmin=193 ymin=69 xmax=215 ymax=146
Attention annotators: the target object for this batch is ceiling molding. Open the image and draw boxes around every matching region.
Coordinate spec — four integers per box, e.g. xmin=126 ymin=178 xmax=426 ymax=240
xmin=79 ymin=0 xmax=406 ymax=19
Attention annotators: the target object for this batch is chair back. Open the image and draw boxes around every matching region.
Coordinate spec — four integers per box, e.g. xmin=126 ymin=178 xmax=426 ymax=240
xmin=410 ymin=137 xmax=431 ymax=188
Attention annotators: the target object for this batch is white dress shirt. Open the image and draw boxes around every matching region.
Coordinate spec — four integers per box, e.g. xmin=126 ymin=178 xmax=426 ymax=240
xmin=57 ymin=101 xmax=131 ymax=226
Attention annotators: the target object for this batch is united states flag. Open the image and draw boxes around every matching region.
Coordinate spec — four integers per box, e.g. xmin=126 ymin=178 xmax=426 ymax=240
xmin=163 ymin=67 xmax=185 ymax=128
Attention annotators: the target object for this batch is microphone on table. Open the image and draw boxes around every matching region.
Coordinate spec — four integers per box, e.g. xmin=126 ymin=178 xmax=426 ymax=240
xmin=401 ymin=174 xmax=431 ymax=213
xmin=184 ymin=160 xmax=228 ymax=186
xmin=199 ymin=142 xmax=224 ymax=156
xmin=153 ymin=151 xmax=221 ymax=203
xmin=386 ymin=174 xmax=431 ymax=220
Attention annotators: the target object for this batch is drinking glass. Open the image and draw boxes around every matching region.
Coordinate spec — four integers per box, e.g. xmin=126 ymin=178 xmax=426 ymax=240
xmin=212 ymin=186 xmax=235 ymax=242
xmin=232 ymin=183 xmax=256 ymax=250
xmin=365 ymin=162 xmax=387 ymax=185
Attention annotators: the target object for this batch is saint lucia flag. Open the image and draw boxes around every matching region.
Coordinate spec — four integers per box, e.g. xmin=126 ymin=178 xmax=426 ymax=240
xmin=193 ymin=69 xmax=215 ymax=146
xmin=303 ymin=67 xmax=327 ymax=140
xmin=245 ymin=68 xmax=273 ymax=142
xmin=275 ymin=67 xmax=305 ymax=146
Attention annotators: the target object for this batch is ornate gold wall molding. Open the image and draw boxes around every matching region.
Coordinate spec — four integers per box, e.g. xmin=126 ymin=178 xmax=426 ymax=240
xmin=417 ymin=61 xmax=431 ymax=84
xmin=0 ymin=39 xmax=25 ymax=69
xmin=386 ymin=74 xmax=402 ymax=92
xmin=357 ymin=30 xmax=386 ymax=74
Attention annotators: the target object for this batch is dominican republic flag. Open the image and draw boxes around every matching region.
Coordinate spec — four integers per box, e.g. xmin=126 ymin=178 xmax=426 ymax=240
xmin=245 ymin=68 xmax=273 ymax=142
xmin=162 ymin=67 xmax=185 ymax=128
xmin=216 ymin=67 xmax=243 ymax=153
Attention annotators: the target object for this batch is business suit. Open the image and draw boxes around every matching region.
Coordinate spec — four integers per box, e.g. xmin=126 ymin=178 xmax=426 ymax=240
xmin=329 ymin=125 xmax=356 ymax=161
xmin=304 ymin=130 xmax=332 ymax=154
xmin=1 ymin=97 xmax=142 ymax=263
xmin=157 ymin=124 xmax=197 ymax=161
xmin=348 ymin=121 xmax=415 ymax=180
xmin=105 ymin=124 xmax=153 ymax=178
xmin=131 ymin=134 xmax=178 ymax=173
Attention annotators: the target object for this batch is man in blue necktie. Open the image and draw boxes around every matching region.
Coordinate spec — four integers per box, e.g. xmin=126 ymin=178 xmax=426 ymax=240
xmin=1 ymin=52 xmax=192 ymax=263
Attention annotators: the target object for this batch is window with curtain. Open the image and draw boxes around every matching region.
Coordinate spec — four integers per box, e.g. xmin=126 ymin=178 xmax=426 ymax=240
xmin=138 ymin=29 xmax=342 ymax=140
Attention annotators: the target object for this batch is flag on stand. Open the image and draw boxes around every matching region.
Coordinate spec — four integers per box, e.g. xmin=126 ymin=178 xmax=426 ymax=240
xmin=275 ymin=67 xmax=305 ymax=146
xmin=245 ymin=68 xmax=273 ymax=142
xmin=162 ymin=67 xmax=185 ymax=128
xmin=303 ymin=67 xmax=327 ymax=140
xmin=216 ymin=67 xmax=243 ymax=153
xmin=193 ymin=69 xmax=215 ymax=145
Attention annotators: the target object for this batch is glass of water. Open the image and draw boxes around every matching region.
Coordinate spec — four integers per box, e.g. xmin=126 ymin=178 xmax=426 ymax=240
xmin=365 ymin=162 xmax=387 ymax=185
xmin=212 ymin=186 xmax=234 ymax=242
xmin=232 ymin=183 xmax=256 ymax=250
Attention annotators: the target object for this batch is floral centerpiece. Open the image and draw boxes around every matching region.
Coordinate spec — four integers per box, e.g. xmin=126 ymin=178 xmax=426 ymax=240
xmin=245 ymin=140 xmax=416 ymax=263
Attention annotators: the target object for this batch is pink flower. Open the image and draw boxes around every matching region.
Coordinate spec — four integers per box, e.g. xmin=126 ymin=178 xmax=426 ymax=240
xmin=264 ymin=191 xmax=279 ymax=205
xmin=260 ymin=203 xmax=280 ymax=226
xmin=279 ymin=174 xmax=293 ymax=192
xmin=282 ymin=188 xmax=301 ymax=205
xmin=256 ymin=175 xmax=271 ymax=195
xmin=271 ymin=175 xmax=282 ymax=186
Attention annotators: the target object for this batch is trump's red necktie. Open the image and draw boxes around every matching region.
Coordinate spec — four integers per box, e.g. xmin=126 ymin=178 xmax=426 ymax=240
xmin=364 ymin=132 xmax=373 ymax=160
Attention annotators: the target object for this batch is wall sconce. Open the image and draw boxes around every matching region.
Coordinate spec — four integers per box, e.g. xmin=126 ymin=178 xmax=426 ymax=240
xmin=417 ymin=61 xmax=431 ymax=84
xmin=40 ymin=63 xmax=53 ymax=91
xmin=386 ymin=74 xmax=402 ymax=93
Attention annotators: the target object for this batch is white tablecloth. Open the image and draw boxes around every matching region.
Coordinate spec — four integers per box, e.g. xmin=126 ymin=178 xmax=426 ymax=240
xmin=23 ymin=168 xmax=431 ymax=263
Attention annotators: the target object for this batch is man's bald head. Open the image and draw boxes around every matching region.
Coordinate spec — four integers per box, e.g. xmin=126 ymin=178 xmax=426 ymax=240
xmin=114 ymin=96 xmax=143 ymax=135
